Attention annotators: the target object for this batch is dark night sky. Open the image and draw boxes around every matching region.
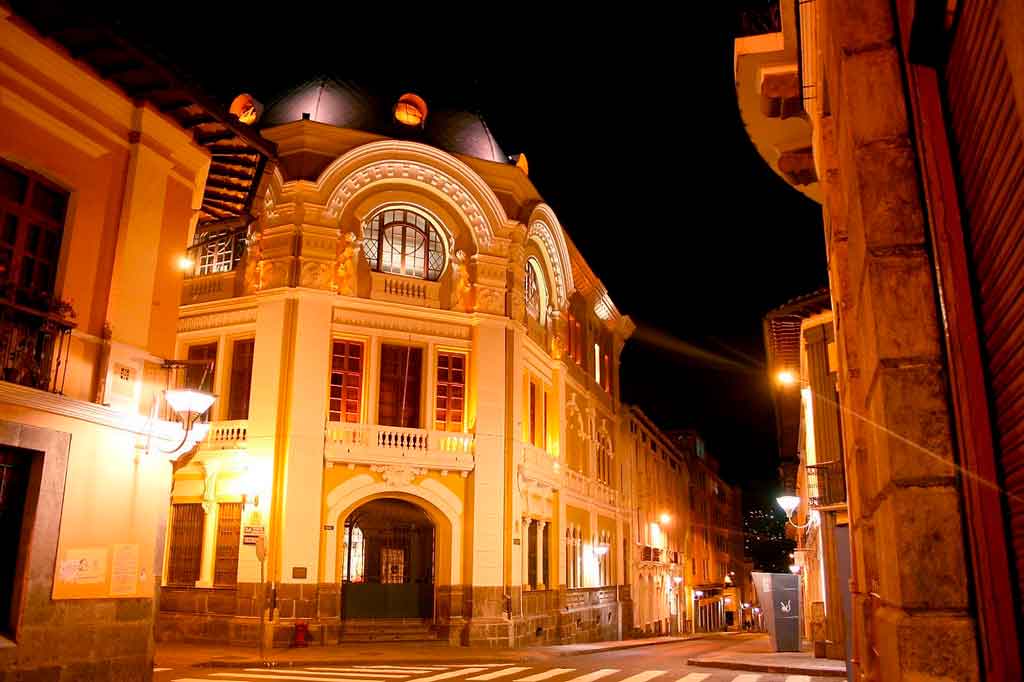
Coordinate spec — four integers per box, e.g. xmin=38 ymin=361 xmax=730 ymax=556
xmin=92 ymin=3 xmax=828 ymax=505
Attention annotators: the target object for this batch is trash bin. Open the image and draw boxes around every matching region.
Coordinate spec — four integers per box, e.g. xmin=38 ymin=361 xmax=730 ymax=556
xmin=752 ymin=572 xmax=801 ymax=652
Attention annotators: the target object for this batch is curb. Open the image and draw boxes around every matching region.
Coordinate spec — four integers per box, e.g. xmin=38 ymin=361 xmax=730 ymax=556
xmin=178 ymin=635 xmax=713 ymax=668
xmin=686 ymin=658 xmax=847 ymax=678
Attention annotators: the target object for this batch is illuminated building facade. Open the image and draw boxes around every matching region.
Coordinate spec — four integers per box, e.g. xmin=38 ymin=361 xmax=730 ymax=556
xmin=764 ymin=291 xmax=849 ymax=660
xmin=156 ymin=78 xmax=639 ymax=647
xmin=620 ymin=410 xmax=749 ymax=636
xmin=738 ymin=0 xmax=1024 ymax=679
xmin=0 ymin=7 xmax=267 ymax=680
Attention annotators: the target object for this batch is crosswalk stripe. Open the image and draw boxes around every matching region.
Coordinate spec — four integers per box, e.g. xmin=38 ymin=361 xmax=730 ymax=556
xmin=558 ymin=668 xmax=620 ymax=682
xmin=784 ymin=677 xmax=811 ymax=682
xmin=292 ymin=672 xmax=410 ymax=678
xmin=209 ymin=671 xmax=385 ymax=675
xmin=154 ymin=669 xmax=172 ymax=673
xmin=731 ymin=676 xmax=761 ymax=682
xmin=615 ymin=672 xmax=666 ymax=682
xmin=353 ymin=668 xmax=447 ymax=672
xmin=246 ymin=671 xmax=397 ymax=679
xmin=449 ymin=666 xmax=515 ymax=669
xmin=467 ymin=668 xmax=531 ymax=680
xmin=414 ymin=669 xmax=488 ymax=682
xmin=515 ymin=669 xmax=575 ymax=682
xmin=674 ymin=675 xmax=710 ymax=682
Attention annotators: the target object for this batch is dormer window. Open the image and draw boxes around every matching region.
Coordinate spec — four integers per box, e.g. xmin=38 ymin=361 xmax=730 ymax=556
xmin=363 ymin=207 xmax=446 ymax=281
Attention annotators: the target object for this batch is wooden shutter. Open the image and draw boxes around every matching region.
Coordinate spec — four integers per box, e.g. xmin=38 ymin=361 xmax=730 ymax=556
xmin=329 ymin=340 xmax=363 ymax=423
xmin=227 ymin=339 xmax=254 ymax=420
xmin=944 ymin=2 xmax=1024 ymax=611
xmin=213 ymin=502 xmax=242 ymax=587
xmin=168 ymin=503 xmax=204 ymax=585
xmin=434 ymin=352 xmax=465 ymax=432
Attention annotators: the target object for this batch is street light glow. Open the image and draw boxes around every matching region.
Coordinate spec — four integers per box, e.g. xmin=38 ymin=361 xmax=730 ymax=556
xmin=660 ymin=513 xmax=671 ymax=525
xmin=776 ymin=495 xmax=801 ymax=516
xmin=776 ymin=369 xmax=797 ymax=386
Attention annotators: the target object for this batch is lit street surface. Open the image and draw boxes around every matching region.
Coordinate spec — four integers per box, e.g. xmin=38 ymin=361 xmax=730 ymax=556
xmin=152 ymin=635 xmax=837 ymax=682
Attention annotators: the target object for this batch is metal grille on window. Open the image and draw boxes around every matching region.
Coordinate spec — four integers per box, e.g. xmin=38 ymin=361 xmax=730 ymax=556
xmin=361 ymin=208 xmax=445 ymax=281
xmin=329 ymin=340 xmax=363 ymax=423
xmin=168 ymin=503 xmax=204 ymax=585
xmin=524 ymin=263 xmax=540 ymax=320
xmin=189 ymin=229 xmax=246 ymax=276
xmin=213 ymin=502 xmax=242 ymax=587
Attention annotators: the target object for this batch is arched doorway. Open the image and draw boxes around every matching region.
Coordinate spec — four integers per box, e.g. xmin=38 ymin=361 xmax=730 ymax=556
xmin=341 ymin=498 xmax=435 ymax=619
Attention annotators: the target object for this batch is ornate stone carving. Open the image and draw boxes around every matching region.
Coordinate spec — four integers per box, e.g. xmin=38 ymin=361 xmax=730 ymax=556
xmin=178 ymin=308 xmax=258 ymax=333
xmin=334 ymin=232 xmax=361 ymax=296
xmin=450 ymin=249 xmax=474 ymax=312
xmin=299 ymin=260 xmax=333 ymax=290
xmin=474 ymin=285 xmax=505 ymax=316
xmin=324 ymin=159 xmax=494 ymax=247
xmin=332 ymin=307 xmax=471 ymax=340
xmin=371 ymin=464 xmax=427 ymax=488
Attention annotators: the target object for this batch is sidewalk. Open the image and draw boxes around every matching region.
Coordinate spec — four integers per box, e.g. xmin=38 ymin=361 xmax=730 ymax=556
xmin=686 ymin=636 xmax=847 ymax=677
xmin=156 ymin=634 xmax=703 ymax=669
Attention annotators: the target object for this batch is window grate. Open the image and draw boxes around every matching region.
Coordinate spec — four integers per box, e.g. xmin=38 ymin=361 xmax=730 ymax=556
xmin=168 ymin=503 xmax=204 ymax=586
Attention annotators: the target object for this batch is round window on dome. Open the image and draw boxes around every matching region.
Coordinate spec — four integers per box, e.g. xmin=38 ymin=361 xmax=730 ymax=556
xmin=394 ymin=93 xmax=428 ymax=127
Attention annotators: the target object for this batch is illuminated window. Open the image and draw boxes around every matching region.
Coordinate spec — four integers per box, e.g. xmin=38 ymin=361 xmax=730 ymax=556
xmin=0 ymin=160 xmax=66 ymax=301
xmin=342 ymin=525 xmax=365 ymax=583
xmin=524 ymin=257 xmax=548 ymax=324
xmin=329 ymin=340 xmax=363 ymax=423
xmin=363 ymin=208 xmax=446 ymax=281
xmin=393 ymin=93 xmax=428 ymax=127
xmin=188 ymin=228 xmax=246 ymax=276
xmin=594 ymin=342 xmax=601 ymax=384
xmin=435 ymin=352 xmax=465 ymax=432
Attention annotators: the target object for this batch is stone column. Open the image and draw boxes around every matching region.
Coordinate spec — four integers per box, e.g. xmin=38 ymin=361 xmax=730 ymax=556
xmin=536 ymin=521 xmax=547 ymax=590
xmin=522 ymin=517 xmax=531 ymax=588
xmin=197 ymin=461 xmax=221 ymax=587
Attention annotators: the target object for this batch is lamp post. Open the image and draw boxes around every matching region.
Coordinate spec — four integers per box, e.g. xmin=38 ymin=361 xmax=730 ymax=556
xmin=776 ymin=494 xmax=813 ymax=530
xmin=160 ymin=387 xmax=216 ymax=453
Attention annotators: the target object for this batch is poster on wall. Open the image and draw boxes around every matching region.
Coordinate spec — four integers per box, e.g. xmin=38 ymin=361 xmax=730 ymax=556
xmin=58 ymin=547 xmax=107 ymax=585
xmin=109 ymin=543 xmax=140 ymax=596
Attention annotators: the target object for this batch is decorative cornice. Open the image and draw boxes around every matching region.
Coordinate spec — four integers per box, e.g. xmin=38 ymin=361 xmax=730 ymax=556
xmin=315 ymin=140 xmax=511 ymax=250
xmin=527 ymin=204 xmax=575 ymax=308
xmin=178 ymin=307 xmax=257 ymax=333
xmin=331 ymin=307 xmax=471 ymax=340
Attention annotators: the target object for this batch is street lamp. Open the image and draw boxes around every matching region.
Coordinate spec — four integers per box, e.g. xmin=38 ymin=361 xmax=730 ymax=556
xmin=789 ymin=563 xmax=801 ymax=574
xmin=776 ymin=369 xmax=797 ymax=386
xmin=660 ymin=513 xmax=671 ymax=525
xmin=160 ymin=387 xmax=216 ymax=453
xmin=673 ymin=576 xmax=683 ymax=585
xmin=776 ymin=494 xmax=813 ymax=529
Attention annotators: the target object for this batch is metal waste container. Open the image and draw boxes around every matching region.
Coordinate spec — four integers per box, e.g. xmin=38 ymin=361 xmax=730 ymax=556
xmin=752 ymin=572 xmax=801 ymax=652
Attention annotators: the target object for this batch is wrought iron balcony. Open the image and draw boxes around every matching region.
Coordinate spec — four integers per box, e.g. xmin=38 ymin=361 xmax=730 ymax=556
xmin=737 ymin=0 xmax=782 ymax=36
xmin=807 ymin=459 xmax=847 ymax=507
xmin=0 ymin=298 xmax=74 ymax=394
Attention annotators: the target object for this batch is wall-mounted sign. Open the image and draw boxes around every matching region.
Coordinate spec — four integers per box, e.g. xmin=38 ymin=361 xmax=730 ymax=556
xmin=243 ymin=525 xmax=265 ymax=545
xmin=323 ymin=525 xmax=334 ymax=531
xmin=292 ymin=566 xmax=307 ymax=579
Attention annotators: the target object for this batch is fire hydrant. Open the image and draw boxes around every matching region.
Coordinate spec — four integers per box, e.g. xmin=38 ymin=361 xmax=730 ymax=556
xmin=293 ymin=620 xmax=309 ymax=647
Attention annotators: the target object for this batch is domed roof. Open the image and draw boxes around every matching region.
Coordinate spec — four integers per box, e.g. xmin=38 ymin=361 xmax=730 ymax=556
xmin=261 ymin=76 xmax=509 ymax=164
xmin=262 ymin=77 xmax=377 ymax=130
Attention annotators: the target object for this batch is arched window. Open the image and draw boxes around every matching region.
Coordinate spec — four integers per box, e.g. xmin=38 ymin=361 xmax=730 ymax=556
xmin=363 ymin=208 xmax=446 ymax=281
xmin=524 ymin=257 xmax=548 ymax=324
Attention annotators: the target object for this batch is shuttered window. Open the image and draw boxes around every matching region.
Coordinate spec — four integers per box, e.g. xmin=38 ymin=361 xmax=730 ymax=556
xmin=944 ymin=1 xmax=1024 ymax=616
xmin=329 ymin=340 xmax=363 ymax=423
xmin=227 ymin=339 xmax=254 ymax=420
xmin=167 ymin=503 xmax=204 ymax=586
xmin=213 ymin=502 xmax=242 ymax=587
xmin=434 ymin=352 xmax=465 ymax=432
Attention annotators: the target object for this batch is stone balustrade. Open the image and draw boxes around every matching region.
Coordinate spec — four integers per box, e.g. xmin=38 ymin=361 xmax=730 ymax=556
xmin=201 ymin=420 xmax=249 ymax=450
xmin=325 ymin=421 xmax=475 ymax=473
xmin=369 ymin=271 xmax=441 ymax=308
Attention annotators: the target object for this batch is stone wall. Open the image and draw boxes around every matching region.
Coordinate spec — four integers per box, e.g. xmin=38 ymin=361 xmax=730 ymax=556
xmin=0 ymin=423 xmax=157 ymax=682
xmin=816 ymin=2 xmax=980 ymax=680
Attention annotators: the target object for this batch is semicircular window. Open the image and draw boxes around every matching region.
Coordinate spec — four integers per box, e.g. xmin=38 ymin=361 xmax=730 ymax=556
xmin=524 ymin=257 xmax=548 ymax=324
xmin=363 ymin=208 xmax=446 ymax=281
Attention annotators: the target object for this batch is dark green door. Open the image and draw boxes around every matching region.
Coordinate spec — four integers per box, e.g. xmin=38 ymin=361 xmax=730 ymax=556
xmin=341 ymin=498 xmax=435 ymax=619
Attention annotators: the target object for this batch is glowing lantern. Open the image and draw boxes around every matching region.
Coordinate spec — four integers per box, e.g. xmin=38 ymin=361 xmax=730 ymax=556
xmin=230 ymin=93 xmax=263 ymax=125
xmin=394 ymin=93 xmax=428 ymax=127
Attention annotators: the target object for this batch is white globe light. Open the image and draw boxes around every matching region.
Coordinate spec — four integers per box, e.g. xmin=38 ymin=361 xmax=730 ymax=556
xmin=165 ymin=389 xmax=216 ymax=417
xmin=776 ymin=495 xmax=801 ymax=516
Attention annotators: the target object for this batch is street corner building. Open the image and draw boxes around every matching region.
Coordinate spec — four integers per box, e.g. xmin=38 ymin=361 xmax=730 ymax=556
xmin=156 ymin=72 xmax=641 ymax=649
xmin=738 ymin=1 xmax=1024 ymax=681
xmin=0 ymin=6 xmax=262 ymax=681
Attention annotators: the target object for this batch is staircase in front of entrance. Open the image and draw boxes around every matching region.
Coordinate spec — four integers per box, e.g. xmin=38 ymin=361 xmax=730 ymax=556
xmin=339 ymin=618 xmax=439 ymax=642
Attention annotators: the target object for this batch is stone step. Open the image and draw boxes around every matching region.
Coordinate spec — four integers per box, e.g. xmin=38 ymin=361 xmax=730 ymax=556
xmin=339 ymin=618 xmax=438 ymax=642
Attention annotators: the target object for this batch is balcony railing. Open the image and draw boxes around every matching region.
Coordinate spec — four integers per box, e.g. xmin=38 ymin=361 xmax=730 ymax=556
xmin=202 ymin=420 xmax=249 ymax=450
xmin=368 ymin=272 xmax=441 ymax=309
xmin=563 ymin=468 xmax=617 ymax=506
xmin=325 ymin=422 xmax=475 ymax=473
xmin=0 ymin=300 xmax=74 ymax=394
xmin=807 ymin=460 xmax=846 ymax=507
xmin=520 ymin=442 xmax=560 ymax=486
